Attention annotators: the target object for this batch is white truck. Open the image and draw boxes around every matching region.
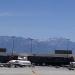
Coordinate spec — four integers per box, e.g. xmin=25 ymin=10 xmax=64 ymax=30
xmin=8 ymin=59 xmax=31 ymax=67
xmin=70 ymin=62 xmax=75 ymax=68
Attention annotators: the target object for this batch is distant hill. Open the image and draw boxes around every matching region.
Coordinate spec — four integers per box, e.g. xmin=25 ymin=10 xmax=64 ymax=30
xmin=0 ymin=36 xmax=75 ymax=54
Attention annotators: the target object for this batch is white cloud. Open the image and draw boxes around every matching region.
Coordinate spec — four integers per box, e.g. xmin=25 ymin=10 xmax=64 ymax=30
xmin=0 ymin=12 xmax=14 ymax=16
xmin=0 ymin=12 xmax=49 ymax=17
xmin=0 ymin=12 xmax=32 ymax=17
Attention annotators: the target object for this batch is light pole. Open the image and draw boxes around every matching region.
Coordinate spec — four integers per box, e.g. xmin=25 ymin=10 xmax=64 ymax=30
xmin=12 ymin=36 xmax=15 ymax=56
xmin=66 ymin=39 xmax=70 ymax=58
xmin=30 ymin=38 xmax=33 ymax=54
xmin=28 ymin=38 xmax=33 ymax=54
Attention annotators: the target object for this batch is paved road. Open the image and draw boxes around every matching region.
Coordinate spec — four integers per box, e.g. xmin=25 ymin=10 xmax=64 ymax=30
xmin=0 ymin=66 xmax=75 ymax=75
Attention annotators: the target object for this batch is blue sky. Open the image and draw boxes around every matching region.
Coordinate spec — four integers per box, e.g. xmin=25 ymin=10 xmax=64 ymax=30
xmin=0 ymin=0 xmax=75 ymax=41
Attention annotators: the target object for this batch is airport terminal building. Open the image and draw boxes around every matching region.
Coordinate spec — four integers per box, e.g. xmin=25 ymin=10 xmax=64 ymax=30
xmin=0 ymin=48 xmax=74 ymax=66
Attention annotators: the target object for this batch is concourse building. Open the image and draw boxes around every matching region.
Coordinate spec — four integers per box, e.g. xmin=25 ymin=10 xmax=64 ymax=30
xmin=0 ymin=49 xmax=74 ymax=66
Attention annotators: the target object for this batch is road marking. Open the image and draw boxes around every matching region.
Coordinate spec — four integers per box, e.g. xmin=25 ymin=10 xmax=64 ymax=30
xmin=31 ymin=68 xmax=39 ymax=75
xmin=32 ymin=70 xmax=37 ymax=75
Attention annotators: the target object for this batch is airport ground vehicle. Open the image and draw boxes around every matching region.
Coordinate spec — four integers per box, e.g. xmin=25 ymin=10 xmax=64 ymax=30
xmin=70 ymin=62 xmax=75 ymax=68
xmin=8 ymin=59 xmax=31 ymax=67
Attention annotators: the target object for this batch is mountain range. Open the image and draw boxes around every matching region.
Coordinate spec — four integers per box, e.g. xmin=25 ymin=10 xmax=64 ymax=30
xmin=0 ymin=36 xmax=75 ymax=54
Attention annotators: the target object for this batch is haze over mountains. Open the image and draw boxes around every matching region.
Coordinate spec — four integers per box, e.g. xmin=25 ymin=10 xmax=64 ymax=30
xmin=0 ymin=36 xmax=75 ymax=54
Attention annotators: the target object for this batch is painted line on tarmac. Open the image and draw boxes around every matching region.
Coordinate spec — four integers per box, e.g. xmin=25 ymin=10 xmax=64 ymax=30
xmin=31 ymin=68 xmax=39 ymax=75
xmin=32 ymin=70 xmax=38 ymax=75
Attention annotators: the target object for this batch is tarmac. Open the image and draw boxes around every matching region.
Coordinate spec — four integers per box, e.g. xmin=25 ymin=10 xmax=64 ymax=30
xmin=0 ymin=66 xmax=75 ymax=75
